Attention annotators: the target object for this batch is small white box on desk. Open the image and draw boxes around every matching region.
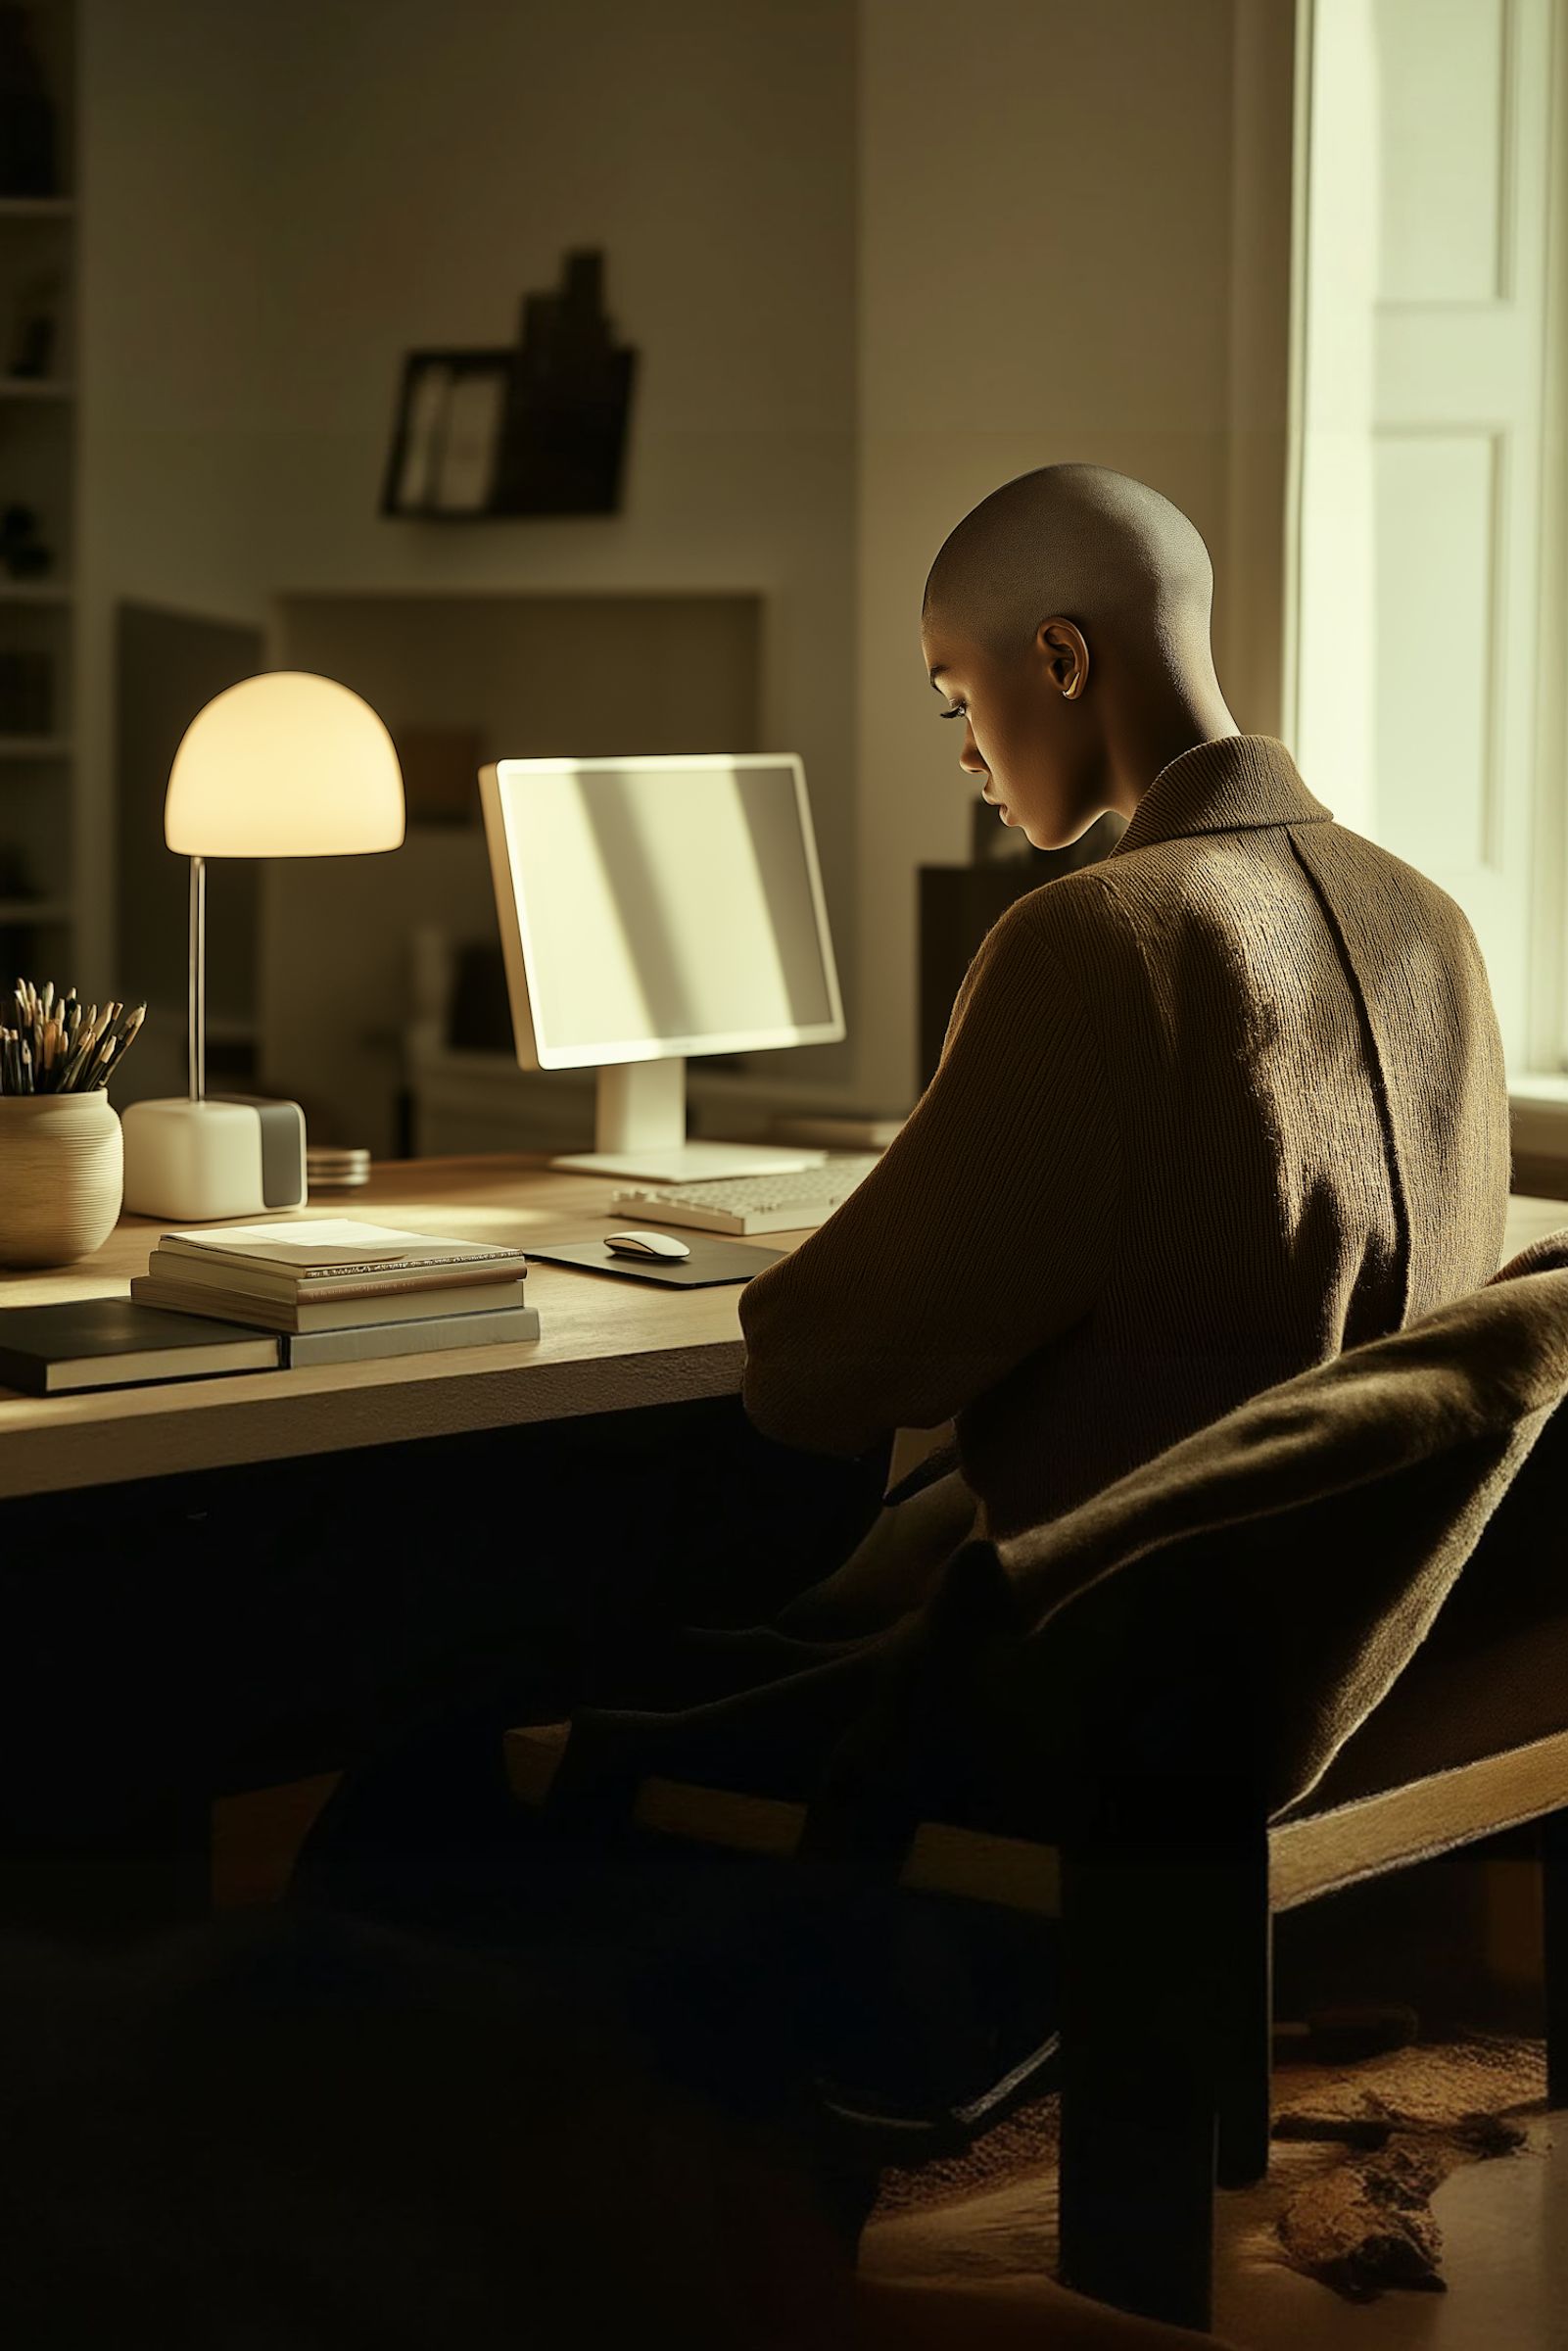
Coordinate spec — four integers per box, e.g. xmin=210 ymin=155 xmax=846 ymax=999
xmin=121 ymin=1097 xmax=308 ymax=1222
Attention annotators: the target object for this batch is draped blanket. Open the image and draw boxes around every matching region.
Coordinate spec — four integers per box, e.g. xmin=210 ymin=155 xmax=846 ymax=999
xmin=565 ymin=1236 xmax=1568 ymax=1837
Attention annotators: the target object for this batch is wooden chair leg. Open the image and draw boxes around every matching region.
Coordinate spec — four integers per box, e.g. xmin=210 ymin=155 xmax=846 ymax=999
xmin=1544 ymin=1804 xmax=1568 ymax=2110
xmin=1214 ymin=1828 xmax=1272 ymax=2188
xmin=1059 ymin=1840 xmax=1217 ymax=2332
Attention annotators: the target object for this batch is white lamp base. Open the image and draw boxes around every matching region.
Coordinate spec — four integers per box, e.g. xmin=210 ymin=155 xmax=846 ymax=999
xmin=121 ymin=1096 xmax=308 ymax=1222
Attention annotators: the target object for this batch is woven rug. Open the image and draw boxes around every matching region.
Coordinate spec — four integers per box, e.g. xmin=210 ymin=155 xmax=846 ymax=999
xmin=865 ymin=2035 xmax=1548 ymax=2302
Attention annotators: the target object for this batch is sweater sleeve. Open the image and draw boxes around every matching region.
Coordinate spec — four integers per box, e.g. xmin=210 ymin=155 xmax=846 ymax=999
xmin=738 ymin=894 xmax=1122 ymax=1456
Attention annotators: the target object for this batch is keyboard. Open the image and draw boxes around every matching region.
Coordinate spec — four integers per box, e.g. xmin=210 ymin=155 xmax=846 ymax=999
xmin=609 ymin=1155 xmax=881 ymax=1235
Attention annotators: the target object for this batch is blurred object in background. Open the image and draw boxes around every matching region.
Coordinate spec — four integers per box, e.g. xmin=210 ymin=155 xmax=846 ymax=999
xmin=381 ymin=248 xmax=638 ymax=523
xmin=0 ymin=648 xmax=51 ymax=735
xmin=306 ymin=1144 xmax=372 ymax=1190
xmin=383 ymin=349 xmax=512 ymax=518
xmin=0 ymin=5 xmax=57 ymax=197
xmin=396 ymin=724 xmax=484 ymax=825
xmin=7 ymin=265 xmax=62 ymax=378
xmin=447 ymin=938 xmax=513 ymax=1054
xmin=494 ymin=249 xmax=637 ymax=517
xmin=0 ymin=502 xmax=51 ymax=579
xmin=970 ymin=801 xmax=1125 ymax=872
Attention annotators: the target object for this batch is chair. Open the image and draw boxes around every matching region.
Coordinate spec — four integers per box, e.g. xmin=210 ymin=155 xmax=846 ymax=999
xmin=510 ymin=1721 xmax=1567 ymax=2331
xmin=506 ymin=1244 xmax=1568 ymax=2333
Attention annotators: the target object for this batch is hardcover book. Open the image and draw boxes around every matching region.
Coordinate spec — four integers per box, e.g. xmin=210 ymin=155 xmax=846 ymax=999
xmin=157 ymin=1219 xmax=527 ymax=1289
xmin=283 ymin=1304 xmax=541 ymax=1366
xmin=0 ymin=1298 xmax=279 ymax=1395
xmin=146 ymin=1248 xmax=524 ymax=1305
xmin=129 ymin=1274 xmax=528 ymax=1334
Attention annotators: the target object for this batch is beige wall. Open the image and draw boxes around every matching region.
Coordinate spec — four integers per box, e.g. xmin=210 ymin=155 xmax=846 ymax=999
xmin=851 ymin=0 xmax=1294 ymax=1108
xmin=77 ymin=4 xmax=277 ymax=1001
xmin=77 ymin=0 xmax=859 ymax=1080
xmin=78 ymin=0 xmax=1297 ymax=1117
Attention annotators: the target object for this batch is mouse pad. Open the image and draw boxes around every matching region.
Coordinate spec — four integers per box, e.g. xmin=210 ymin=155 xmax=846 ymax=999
xmin=525 ymin=1237 xmax=786 ymax=1288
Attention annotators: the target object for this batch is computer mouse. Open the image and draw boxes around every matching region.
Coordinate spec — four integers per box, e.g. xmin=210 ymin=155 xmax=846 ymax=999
xmin=604 ymin=1229 xmax=691 ymax=1261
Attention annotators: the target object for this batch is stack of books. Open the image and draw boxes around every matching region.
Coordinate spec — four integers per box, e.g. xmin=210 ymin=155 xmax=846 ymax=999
xmin=128 ymin=1219 xmax=539 ymax=1367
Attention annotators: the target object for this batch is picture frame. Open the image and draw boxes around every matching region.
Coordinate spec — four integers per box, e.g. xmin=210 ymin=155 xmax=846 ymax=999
xmin=380 ymin=252 xmax=638 ymax=524
xmin=379 ymin=349 xmax=514 ymax=520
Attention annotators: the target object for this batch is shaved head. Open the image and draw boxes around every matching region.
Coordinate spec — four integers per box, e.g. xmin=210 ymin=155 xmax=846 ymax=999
xmin=923 ymin=462 xmax=1216 ymax=678
xmin=918 ymin=464 xmax=1237 ymax=850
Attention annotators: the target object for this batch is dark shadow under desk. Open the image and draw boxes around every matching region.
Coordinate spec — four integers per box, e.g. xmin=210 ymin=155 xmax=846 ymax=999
xmin=0 ymin=1393 xmax=884 ymax=1938
xmin=0 ymin=1155 xmax=882 ymax=1933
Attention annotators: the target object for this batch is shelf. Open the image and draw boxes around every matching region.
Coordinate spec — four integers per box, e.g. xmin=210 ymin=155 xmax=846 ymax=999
xmin=0 ymin=378 xmax=72 ymax=402
xmin=0 ymin=738 xmax=72 ymax=759
xmin=0 ymin=198 xmax=73 ymax=221
xmin=0 ymin=580 xmax=71 ymax=604
xmin=0 ymin=900 xmax=71 ymax=925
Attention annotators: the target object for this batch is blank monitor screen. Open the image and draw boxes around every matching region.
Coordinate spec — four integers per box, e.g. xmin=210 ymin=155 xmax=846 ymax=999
xmin=481 ymin=754 xmax=844 ymax=1067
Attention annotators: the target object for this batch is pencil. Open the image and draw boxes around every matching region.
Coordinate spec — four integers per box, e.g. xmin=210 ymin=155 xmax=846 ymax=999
xmin=0 ymin=982 xmax=147 ymax=1090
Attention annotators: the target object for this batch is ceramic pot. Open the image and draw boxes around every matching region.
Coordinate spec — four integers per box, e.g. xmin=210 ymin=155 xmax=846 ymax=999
xmin=0 ymin=1091 xmax=124 ymax=1269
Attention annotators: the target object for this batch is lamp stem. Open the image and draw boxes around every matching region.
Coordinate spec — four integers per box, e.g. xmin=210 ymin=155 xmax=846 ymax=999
xmin=188 ymin=852 xmax=207 ymax=1104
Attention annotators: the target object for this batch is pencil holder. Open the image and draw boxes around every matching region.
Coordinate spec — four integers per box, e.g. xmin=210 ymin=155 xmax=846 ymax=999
xmin=0 ymin=1091 xmax=124 ymax=1270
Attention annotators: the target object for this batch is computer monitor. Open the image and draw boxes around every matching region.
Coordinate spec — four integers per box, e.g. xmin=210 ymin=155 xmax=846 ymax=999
xmin=478 ymin=752 xmax=846 ymax=1179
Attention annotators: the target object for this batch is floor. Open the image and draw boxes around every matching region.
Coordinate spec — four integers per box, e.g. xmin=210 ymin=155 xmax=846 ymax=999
xmin=864 ymin=2114 xmax=1562 ymax=2348
xmin=863 ymin=1841 xmax=1561 ymax=2351
xmin=1223 ymin=1852 xmax=1563 ymax=2345
xmin=1211 ymin=2114 xmax=1562 ymax=2350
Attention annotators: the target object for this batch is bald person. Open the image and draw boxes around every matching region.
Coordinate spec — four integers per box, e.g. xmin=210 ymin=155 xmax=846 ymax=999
xmin=740 ymin=463 xmax=1510 ymax=1587
xmin=296 ymin=465 xmax=1509 ymax=2167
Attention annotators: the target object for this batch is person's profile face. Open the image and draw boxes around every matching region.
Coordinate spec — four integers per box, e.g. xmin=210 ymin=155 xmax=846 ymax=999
xmin=920 ymin=614 xmax=1104 ymax=851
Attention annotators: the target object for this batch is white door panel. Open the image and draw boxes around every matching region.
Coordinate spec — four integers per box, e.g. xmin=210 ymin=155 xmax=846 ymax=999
xmin=1371 ymin=429 xmax=1501 ymax=872
xmin=1293 ymin=0 xmax=1553 ymax=1066
xmin=1376 ymin=0 xmax=1508 ymax=305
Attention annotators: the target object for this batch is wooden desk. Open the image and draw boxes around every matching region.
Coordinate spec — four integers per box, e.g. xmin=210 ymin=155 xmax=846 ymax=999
xmin=0 ymin=1157 xmax=801 ymax=1503
xmin=0 ymin=1158 xmax=858 ymax=1927
xmin=1 ymin=1171 xmax=1562 ymax=1927
xmin=4 ymin=1172 xmax=1563 ymax=1505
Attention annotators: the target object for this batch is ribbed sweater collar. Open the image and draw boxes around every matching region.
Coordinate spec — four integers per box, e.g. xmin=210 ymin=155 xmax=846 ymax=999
xmin=1110 ymin=734 xmax=1331 ymax=859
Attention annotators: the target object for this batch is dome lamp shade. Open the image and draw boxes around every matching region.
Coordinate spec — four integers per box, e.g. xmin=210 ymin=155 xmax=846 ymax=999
xmin=165 ymin=671 xmax=405 ymax=857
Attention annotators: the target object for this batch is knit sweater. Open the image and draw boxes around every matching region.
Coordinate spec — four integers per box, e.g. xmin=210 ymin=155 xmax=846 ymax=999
xmin=738 ymin=735 xmax=1511 ymax=1540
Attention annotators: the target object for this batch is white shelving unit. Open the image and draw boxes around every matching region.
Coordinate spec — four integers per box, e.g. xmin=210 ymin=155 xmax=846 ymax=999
xmin=0 ymin=1 xmax=78 ymax=984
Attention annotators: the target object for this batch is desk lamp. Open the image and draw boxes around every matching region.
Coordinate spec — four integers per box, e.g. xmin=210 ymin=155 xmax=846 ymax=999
xmin=121 ymin=672 xmax=404 ymax=1221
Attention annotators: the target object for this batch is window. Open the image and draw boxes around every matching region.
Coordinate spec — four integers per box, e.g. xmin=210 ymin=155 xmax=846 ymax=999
xmin=1288 ymin=0 xmax=1564 ymax=1080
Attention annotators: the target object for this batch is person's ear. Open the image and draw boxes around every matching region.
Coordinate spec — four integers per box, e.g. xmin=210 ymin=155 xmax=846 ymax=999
xmin=1037 ymin=617 xmax=1090 ymax=702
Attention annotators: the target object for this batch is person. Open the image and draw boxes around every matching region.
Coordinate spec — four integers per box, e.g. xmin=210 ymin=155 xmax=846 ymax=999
xmin=737 ymin=461 xmax=1509 ymax=1633
xmin=298 ymin=458 xmax=1512 ymax=2140
xmin=505 ymin=457 xmax=1514 ymax=2123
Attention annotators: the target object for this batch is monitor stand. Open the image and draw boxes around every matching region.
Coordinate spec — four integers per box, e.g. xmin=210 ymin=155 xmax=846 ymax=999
xmin=550 ymin=1057 xmax=828 ymax=1182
